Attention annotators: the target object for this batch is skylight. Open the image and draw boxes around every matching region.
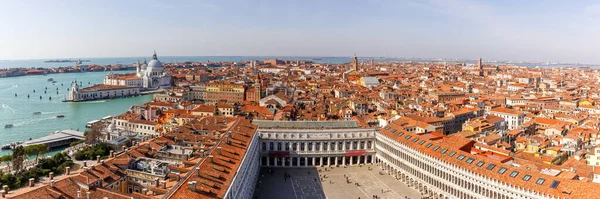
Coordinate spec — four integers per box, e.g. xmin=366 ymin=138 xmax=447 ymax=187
xmin=448 ymin=151 xmax=456 ymax=157
xmin=440 ymin=148 xmax=447 ymax=154
xmin=486 ymin=163 xmax=496 ymax=170
xmin=457 ymin=155 xmax=465 ymax=160
xmin=523 ymin=175 xmax=532 ymax=181
xmin=476 ymin=161 xmax=485 ymax=167
xmin=418 ymin=140 xmax=426 ymax=145
xmin=433 ymin=146 xmax=440 ymax=151
xmin=510 ymin=171 xmax=519 ymax=178
xmin=498 ymin=167 xmax=507 ymax=174
xmin=425 ymin=143 xmax=433 ymax=148
xmin=536 ymin=178 xmax=545 ymax=185
xmin=466 ymin=158 xmax=475 ymax=164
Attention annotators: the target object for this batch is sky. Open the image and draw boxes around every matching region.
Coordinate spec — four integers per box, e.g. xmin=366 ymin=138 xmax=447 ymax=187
xmin=1 ymin=0 xmax=600 ymax=63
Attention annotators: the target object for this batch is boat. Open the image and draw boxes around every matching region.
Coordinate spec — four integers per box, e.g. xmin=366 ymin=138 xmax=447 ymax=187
xmin=47 ymin=78 xmax=54 ymax=81
xmin=56 ymin=115 xmax=65 ymax=118
xmin=33 ymin=112 xmax=41 ymax=115
xmin=44 ymin=59 xmax=74 ymax=63
xmin=52 ymin=81 xmax=57 ymax=83
xmin=4 ymin=124 xmax=13 ymax=128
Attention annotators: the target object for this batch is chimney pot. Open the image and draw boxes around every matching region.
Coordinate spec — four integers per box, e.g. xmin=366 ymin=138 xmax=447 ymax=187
xmin=82 ymin=161 xmax=87 ymax=167
xmin=66 ymin=167 xmax=71 ymax=175
xmin=161 ymin=180 xmax=167 ymax=189
xmin=1 ymin=190 xmax=5 ymax=198
xmin=142 ymin=188 xmax=148 ymax=195
xmin=109 ymin=150 xmax=114 ymax=158
xmin=50 ymin=180 xmax=54 ymax=188
xmin=122 ymin=146 xmax=126 ymax=152
xmin=29 ymin=178 xmax=34 ymax=187
xmin=96 ymin=155 xmax=101 ymax=163
xmin=187 ymin=181 xmax=197 ymax=192
xmin=49 ymin=172 xmax=54 ymax=180
xmin=77 ymin=190 xmax=81 ymax=199
xmin=86 ymin=191 xmax=91 ymax=199
xmin=217 ymin=147 xmax=222 ymax=155
xmin=196 ymin=167 xmax=200 ymax=177
xmin=209 ymin=155 xmax=214 ymax=163
xmin=1 ymin=185 xmax=7 ymax=193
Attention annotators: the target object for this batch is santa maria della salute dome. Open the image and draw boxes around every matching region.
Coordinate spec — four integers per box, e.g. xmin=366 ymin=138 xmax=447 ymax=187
xmin=101 ymin=51 xmax=171 ymax=90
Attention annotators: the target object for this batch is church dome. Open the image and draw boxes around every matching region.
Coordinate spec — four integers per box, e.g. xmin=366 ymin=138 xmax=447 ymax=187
xmin=145 ymin=51 xmax=164 ymax=76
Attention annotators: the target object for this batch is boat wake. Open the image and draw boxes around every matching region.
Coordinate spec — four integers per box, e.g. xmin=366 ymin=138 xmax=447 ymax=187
xmin=1 ymin=104 xmax=15 ymax=114
xmin=12 ymin=116 xmax=55 ymax=127
xmin=41 ymin=111 xmax=66 ymax=115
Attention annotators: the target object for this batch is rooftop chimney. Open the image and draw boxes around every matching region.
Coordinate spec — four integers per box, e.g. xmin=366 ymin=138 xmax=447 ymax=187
xmin=1 ymin=190 xmax=5 ymax=198
xmin=29 ymin=178 xmax=34 ymax=187
xmin=122 ymin=146 xmax=126 ymax=152
xmin=109 ymin=150 xmax=114 ymax=158
xmin=217 ymin=147 xmax=222 ymax=155
xmin=2 ymin=185 xmax=8 ymax=193
xmin=49 ymin=172 xmax=54 ymax=180
xmin=187 ymin=181 xmax=197 ymax=192
xmin=83 ymin=161 xmax=87 ymax=167
xmin=86 ymin=191 xmax=91 ymax=199
xmin=65 ymin=166 xmax=71 ymax=175
xmin=77 ymin=190 xmax=81 ymax=199
xmin=142 ymin=188 xmax=148 ymax=195
xmin=196 ymin=167 xmax=200 ymax=177
xmin=96 ymin=155 xmax=101 ymax=163
xmin=209 ymin=155 xmax=214 ymax=163
xmin=161 ymin=180 xmax=166 ymax=189
xmin=50 ymin=180 xmax=54 ymax=188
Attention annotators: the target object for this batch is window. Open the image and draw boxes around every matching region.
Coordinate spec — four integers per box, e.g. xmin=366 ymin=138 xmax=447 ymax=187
xmin=498 ymin=167 xmax=507 ymax=174
xmin=486 ymin=163 xmax=496 ymax=170
xmin=425 ymin=143 xmax=433 ymax=148
xmin=418 ymin=140 xmax=426 ymax=145
xmin=476 ymin=161 xmax=485 ymax=167
xmin=412 ymin=138 xmax=419 ymax=142
xmin=510 ymin=171 xmax=519 ymax=178
xmin=405 ymin=135 xmax=412 ymax=139
xmin=432 ymin=146 xmax=440 ymax=151
xmin=466 ymin=158 xmax=474 ymax=164
xmin=536 ymin=178 xmax=545 ymax=185
xmin=440 ymin=148 xmax=448 ymax=154
xmin=522 ymin=175 xmax=532 ymax=181
xmin=391 ymin=129 xmax=397 ymax=133
xmin=398 ymin=132 xmax=404 ymax=136
xmin=457 ymin=155 xmax=465 ymax=160
xmin=384 ymin=126 xmax=391 ymax=130
xmin=448 ymin=151 xmax=456 ymax=157
xmin=550 ymin=180 xmax=560 ymax=188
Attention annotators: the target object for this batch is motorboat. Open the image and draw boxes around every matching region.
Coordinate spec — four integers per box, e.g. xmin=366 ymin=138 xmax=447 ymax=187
xmin=47 ymin=78 xmax=54 ymax=81
xmin=33 ymin=112 xmax=41 ymax=115
xmin=56 ymin=115 xmax=65 ymax=118
xmin=4 ymin=124 xmax=13 ymax=128
xmin=0 ymin=144 xmax=11 ymax=150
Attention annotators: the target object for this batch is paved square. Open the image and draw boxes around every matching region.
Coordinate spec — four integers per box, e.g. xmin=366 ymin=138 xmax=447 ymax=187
xmin=254 ymin=166 xmax=421 ymax=199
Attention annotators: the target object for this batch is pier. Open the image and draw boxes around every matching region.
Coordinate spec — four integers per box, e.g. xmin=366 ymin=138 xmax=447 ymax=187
xmin=20 ymin=130 xmax=85 ymax=149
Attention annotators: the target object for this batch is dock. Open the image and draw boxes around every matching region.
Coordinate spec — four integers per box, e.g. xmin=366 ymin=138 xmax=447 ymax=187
xmin=20 ymin=130 xmax=85 ymax=148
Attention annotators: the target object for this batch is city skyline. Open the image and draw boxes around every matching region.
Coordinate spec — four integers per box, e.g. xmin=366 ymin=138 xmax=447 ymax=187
xmin=2 ymin=0 xmax=600 ymax=63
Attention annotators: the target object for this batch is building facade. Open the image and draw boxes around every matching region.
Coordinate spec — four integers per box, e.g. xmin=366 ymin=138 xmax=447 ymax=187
xmin=254 ymin=120 xmax=377 ymax=167
xmin=67 ymin=82 xmax=140 ymax=102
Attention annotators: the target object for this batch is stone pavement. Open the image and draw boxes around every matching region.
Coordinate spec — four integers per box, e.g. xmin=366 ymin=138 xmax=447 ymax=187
xmin=254 ymin=166 xmax=421 ymax=199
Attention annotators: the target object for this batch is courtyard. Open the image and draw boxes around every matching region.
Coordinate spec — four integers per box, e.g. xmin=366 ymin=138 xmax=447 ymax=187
xmin=254 ymin=166 xmax=422 ymax=199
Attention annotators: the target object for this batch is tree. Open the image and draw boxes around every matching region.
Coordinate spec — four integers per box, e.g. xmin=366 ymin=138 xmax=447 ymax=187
xmin=0 ymin=155 xmax=12 ymax=172
xmin=24 ymin=144 xmax=49 ymax=163
xmin=85 ymin=122 xmax=106 ymax=144
xmin=12 ymin=146 xmax=26 ymax=172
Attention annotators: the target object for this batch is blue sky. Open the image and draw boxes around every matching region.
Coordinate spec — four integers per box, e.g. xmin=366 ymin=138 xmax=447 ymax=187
xmin=1 ymin=0 xmax=600 ymax=63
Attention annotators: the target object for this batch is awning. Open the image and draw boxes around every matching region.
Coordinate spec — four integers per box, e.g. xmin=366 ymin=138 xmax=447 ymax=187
xmin=268 ymin=151 xmax=290 ymax=157
xmin=345 ymin=150 xmax=366 ymax=157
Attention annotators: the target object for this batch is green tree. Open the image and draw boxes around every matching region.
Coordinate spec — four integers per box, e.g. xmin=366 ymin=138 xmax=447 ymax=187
xmin=24 ymin=144 xmax=49 ymax=163
xmin=12 ymin=146 xmax=26 ymax=172
xmin=0 ymin=155 xmax=12 ymax=172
